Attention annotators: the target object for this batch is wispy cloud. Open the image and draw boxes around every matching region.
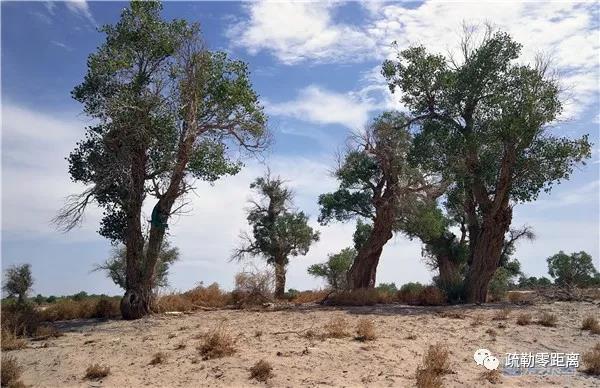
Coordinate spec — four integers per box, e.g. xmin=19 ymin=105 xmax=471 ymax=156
xmin=65 ymin=0 xmax=97 ymax=27
xmin=50 ymin=40 xmax=72 ymax=51
xmin=265 ymin=85 xmax=377 ymax=130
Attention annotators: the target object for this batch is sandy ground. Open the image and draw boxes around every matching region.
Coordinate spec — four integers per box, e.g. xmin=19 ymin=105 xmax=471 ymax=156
xmin=7 ymin=301 xmax=600 ymax=387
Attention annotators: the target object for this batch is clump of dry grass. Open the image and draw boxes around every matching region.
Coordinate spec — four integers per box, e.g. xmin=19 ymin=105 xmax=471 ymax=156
xmin=149 ymin=352 xmax=167 ymax=365
xmin=197 ymin=327 xmax=237 ymax=360
xmin=184 ymin=282 xmax=232 ymax=308
xmin=405 ymin=333 xmax=417 ymax=340
xmin=249 ymin=359 xmax=274 ymax=382
xmin=492 ymin=308 xmax=511 ymax=321
xmin=34 ymin=325 xmax=62 ymax=340
xmin=40 ymin=297 xmax=120 ymax=321
xmin=416 ymin=286 xmax=446 ymax=306
xmin=291 ymin=290 xmax=330 ymax=304
xmin=582 ymin=317 xmax=600 ymax=334
xmin=480 ymin=369 xmax=502 ymax=384
xmin=153 ymin=294 xmax=194 ymax=313
xmin=323 ymin=317 xmax=349 ymax=338
xmin=516 ymin=313 xmax=532 ymax=326
xmin=438 ymin=311 xmax=465 ymax=319
xmin=84 ymin=364 xmax=110 ymax=380
xmin=1 ymin=330 xmax=27 ymax=351
xmin=582 ymin=343 xmax=600 ymax=375
xmin=327 ymin=289 xmax=382 ymax=306
xmin=537 ymin=312 xmax=557 ymax=327
xmin=1 ymin=303 xmax=40 ymax=337
xmin=470 ymin=314 xmax=484 ymax=327
xmin=1 ymin=355 xmax=23 ymax=387
xmin=231 ymin=270 xmax=274 ymax=307
xmin=415 ymin=343 xmax=452 ymax=388
xmin=355 ymin=318 xmax=376 ymax=341
xmin=174 ymin=343 xmax=186 ymax=350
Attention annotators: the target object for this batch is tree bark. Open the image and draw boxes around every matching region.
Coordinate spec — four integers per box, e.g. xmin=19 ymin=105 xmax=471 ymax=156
xmin=121 ymin=146 xmax=150 ymax=320
xmin=464 ymin=206 xmax=512 ymax=303
xmin=347 ymin=200 xmax=395 ymax=289
xmin=274 ymin=260 xmax=286 ymax=299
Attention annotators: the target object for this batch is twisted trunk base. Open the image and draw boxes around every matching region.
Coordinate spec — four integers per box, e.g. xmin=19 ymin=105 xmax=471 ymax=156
xmin=120 ymin=287 xmax=152 ymax=320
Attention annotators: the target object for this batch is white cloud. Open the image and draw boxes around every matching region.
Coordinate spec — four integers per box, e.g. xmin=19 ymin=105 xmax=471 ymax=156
xmin=227 ymin=2 xmax=376 ymax=65
xmin=231 ymin=1 xmax=599 ymax=119
xmin=265 ymin=85 xmax=377 ymax=129
xmin=50 ymin=40 xmax=72 ymax=51
xmin=65 ymin=0 xmax=96 ymax=26
xmin=1 ymin=104 xmax=103 ymax=241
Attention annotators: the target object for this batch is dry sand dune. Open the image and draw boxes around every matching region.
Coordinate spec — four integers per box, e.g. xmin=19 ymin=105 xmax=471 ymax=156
xmin=8 ymin=301 xmax=600 ymax=387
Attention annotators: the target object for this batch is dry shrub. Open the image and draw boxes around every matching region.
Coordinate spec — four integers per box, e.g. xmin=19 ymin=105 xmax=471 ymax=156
xmin=34 ymin=325 xmax=62 ymax=340
xmin=582 ymin=317 xmax=600 ymax=334
xmin=84 ymin=364 xmax=110 ymax=380
xmin=249 ymin=359 xmax=274 ymax=382
xmin=355 ymin=318 xmax=376 ymax=341
xmin=406 ymin=333 xmax=417 ymax=340
xmin=39 ymin=298 xmax=119 ymax=321
xmin=184 ymin=283 xmax=231 ymax=308
xmin=415 ymin=343 xmax=452 ymax=388
xmin=153 ymin=294 xmax=194 ymax=313
xmin=1 ymin=303 xmax=40 ymax=337
xmin=419 ymin=286 xmax=446 ymax=306
xmin=507 ymin=291 xmax=534 ymax=305
xmin=492 ymin=308 xmax=511 ymax=321
xmin=1 ymin=355 xmax=23 ymax=387
xmin=324 ymin=317 xmax=349 ymax=338
xmin=291 ymin=290 xmax=330 ymax=304
xmin=480 ymin=369 xmax=502 ymax=384
xmin=582 ymin=343 xmax=600 ymax=375
xmin=231 ymin=269 xmax=274 ymax=307
xmin=93 ymin=298 xmax=120 ymax=319
xmin=198 ymin=326 xmax=236 ymax=360
xmin=327 ymin=289 xmax=383 ymax=306
xmin=516 ymin=313 xmax=532 ymax=326
xmin=174 ymin=343 xmax=186 ymax=350
xmin=149 ymin=352 xmax=166 ymax=365
xmin=537 ymin=312 xmax=557 ymax=327
xmin=1 ymin=330 xmax=27 ymax=351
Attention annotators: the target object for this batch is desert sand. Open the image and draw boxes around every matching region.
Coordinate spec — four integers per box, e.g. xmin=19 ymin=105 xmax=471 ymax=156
xmin=8 ymin=300 xmax=600 ymax=387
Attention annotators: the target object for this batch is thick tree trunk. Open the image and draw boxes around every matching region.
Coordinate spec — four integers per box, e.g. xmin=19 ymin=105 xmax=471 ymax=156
xmin=464 ymin=207 xmax=512 ymax=303
xmin=347 ymin=200 xmax=395 ymax=289
xmin=437 ymin=253 xmax=462 ymax=287
xmin=120 ymin=286 xmax=152 ymax=320
xmin=274 ymin=260 xmax=286 ymax=299
xmin=122 ymin=147 xmax=149 ymax=320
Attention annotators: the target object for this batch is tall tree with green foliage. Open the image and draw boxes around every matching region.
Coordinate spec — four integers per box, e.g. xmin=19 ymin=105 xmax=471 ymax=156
xmin=2 ymin=264 xmax=33 ymax=305
xmin=547 ymin=251 xmax=599 ymax=288
xmin=318 ymin=112 xmax=445 ymax=289
xmin=382 ymin=26 xmax=591 ymax=302
xmin=94 ymin=240 xmax=179 ymax=290
xmin=55 ymin=1 xmax=268 ymax=319
xmin=233 ymin=175 xmax=319 ymax=298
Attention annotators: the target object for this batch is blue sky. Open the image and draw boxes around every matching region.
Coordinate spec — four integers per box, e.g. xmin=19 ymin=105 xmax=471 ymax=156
xmin=1 ymin=1 xmax=599 ymax=297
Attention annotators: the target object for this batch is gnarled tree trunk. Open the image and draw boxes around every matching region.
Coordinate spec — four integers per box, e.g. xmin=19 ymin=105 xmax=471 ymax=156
xmin=347 ymin=199 xmax=395 ymax=289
